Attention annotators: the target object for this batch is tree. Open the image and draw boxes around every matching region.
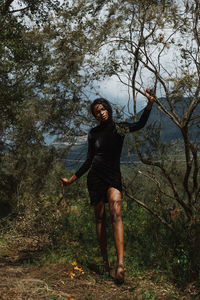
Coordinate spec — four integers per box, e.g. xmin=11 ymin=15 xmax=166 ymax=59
xmin=72 ymin=0 xmax=200 ymax=278
xmin=0 ymin=1 xmax=92 ymax=214
xmin=0 ymin=0 xmax=60 ymax=19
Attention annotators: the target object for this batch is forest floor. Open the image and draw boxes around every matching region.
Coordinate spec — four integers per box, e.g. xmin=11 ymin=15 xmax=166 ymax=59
xmin=0 ymin=238 xmax=199 ymax=300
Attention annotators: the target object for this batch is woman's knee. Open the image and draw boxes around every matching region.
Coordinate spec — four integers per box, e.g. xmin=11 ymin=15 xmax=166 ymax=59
xmin=107 ymin=188 xmax=122 ymax=224
xmin=95 ymin=212 xmax=106 ymax=224
xmin=109 ymin=201 xmax=122 ymax=223
xmin=94 ymin=199 xmax=106 ymax=223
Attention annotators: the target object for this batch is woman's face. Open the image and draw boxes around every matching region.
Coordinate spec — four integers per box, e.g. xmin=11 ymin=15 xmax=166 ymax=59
xmin=93 ymin=104 xmax=109 ymax=122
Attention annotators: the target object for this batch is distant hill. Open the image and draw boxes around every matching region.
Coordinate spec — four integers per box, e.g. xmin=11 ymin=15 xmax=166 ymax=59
xmin=146 ymin=97 xmax=200 ymax=142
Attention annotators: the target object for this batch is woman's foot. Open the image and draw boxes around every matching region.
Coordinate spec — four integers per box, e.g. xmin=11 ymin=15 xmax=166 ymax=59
xmin=115 ymin=264 xmax=125 ymax=284
xmin=103 ymin=260 xmax=110 ymax=275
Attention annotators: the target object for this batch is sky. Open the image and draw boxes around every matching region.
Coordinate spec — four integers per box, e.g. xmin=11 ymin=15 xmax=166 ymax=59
xmin=95 ymin=76 xmax=147 ymax=111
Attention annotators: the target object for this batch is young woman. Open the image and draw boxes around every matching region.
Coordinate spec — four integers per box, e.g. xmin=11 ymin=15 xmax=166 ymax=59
xmin=60 ymin=89 xmax=154 ymax=283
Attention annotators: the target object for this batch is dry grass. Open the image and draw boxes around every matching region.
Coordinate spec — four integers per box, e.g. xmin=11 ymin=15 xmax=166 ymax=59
xmin=0 ymin=237 xmax=199 ymax=300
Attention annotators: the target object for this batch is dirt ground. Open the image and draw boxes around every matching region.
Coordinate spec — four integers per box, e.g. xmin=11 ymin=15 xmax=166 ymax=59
xmin=0 ymin=241 xmax=199 ymax=300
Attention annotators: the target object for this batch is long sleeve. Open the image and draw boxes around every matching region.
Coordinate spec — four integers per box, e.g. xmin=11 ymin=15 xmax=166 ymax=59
xmin=122 ymin=107 xmax=151 ymax=133
xmin=75 ymin=131 xmax=94 ymax=178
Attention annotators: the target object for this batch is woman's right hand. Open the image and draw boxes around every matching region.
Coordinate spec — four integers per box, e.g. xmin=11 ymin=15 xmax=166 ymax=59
xmin=60 ymin=177 xmax=71 ymax=187
xmin=60 ymin=174 xmax=77 ymax=187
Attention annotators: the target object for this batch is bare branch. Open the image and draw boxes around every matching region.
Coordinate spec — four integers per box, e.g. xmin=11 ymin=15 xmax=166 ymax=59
xmin=193 ymin=0 xmax=200 ymax=55
xmin=134 ymin=140 xmax=193 ymax=220
xmin=183 ymin=92 xmax=200 ymax=127
xmin=190 ymin=143 xmax=199 ymax=198
xmin=137 ymin=170 xmax=176 ymax=201
xmin=133 ymin=54 xmax=183 ymax=127
xmin=2 ymin=0 xmax=14 ymax=14
xmin=8 ymin=6 xmax=29 ymax=14
xmin=124 ymin=188 xmax=176 ymax=233
xmin=180 ymin=126 xmax=199 ymax=206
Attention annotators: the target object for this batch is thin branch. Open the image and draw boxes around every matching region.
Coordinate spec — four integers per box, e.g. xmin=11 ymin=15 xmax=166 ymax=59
xmin=184 ymin=91 xmax=200 ymax=127
xmin=130 ymin=52 xmax=182 ymax=127
xmin=190 ymin=143 xmax=199 ymax=197
xmin=193 ymin=0 xmax=200 ymax=54
xmin=137 ymin=170 xmax=176 ymax=201
xmin=181 ymin=127 xmax=193 ymax=203
xmin=134 ymin=141 xmax=193 ymax=220
xmin=140 ymin=47 xmax=182 ymax=125
xmin=124 ymin=188 xmax=176 ymax=233
xmin=2 ymin=0 xmax=14 ymax=14
xmin=8 ymin=6 xmax=29 ymax=14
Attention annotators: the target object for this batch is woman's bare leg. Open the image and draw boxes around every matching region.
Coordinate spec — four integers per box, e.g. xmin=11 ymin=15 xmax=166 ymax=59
xmin=94 ymin=199 xmax=109 ymax=272
xmin=107 ymin=187 xmax=124 ymax=281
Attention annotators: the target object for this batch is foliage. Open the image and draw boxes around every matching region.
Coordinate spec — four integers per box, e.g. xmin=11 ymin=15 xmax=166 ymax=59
xmin=71 ymin=0 xmax=200 ymax=278
xmin=0 ymin=0 xmax=200 ymax=287
xmin=1 ymin=167 xmax=199 ymax=287
xmin=0 ymin=1 xmax=93 ymax=216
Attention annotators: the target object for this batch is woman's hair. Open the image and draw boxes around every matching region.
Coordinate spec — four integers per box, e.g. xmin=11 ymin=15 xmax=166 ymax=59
xmin=90 ymin=98 xmax=113 ymax=119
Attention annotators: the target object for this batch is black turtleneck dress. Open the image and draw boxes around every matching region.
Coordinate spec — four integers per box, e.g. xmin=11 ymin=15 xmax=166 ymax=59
xmin=75 ymin=108 xmax=151 ymax=205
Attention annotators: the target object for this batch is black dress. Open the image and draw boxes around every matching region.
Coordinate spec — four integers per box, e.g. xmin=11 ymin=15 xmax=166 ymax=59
xmin=75 ymin=108 xmax=151 ymax=205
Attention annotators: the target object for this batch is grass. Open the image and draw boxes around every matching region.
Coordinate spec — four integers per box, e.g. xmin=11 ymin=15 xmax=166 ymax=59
xmin=0 ymin=157 xmax=200 ymax=298
xmin=0 ymin=230 xmax=200 ymax=299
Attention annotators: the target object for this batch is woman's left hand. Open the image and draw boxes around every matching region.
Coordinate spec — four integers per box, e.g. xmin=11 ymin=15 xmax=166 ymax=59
xmin=145 ymin=88 xmax=155 ymax=110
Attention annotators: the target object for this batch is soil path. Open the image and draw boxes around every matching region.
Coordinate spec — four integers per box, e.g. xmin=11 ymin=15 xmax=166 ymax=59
xmin=0 ymin=241 xmax=197 ymax=300
xmin=0 ymin=259 xmax=141 ymax=300
xmin=0 ymin=258 xmax=193 ymax=300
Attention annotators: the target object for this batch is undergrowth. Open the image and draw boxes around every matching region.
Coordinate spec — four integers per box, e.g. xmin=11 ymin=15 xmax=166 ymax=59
xmin=0 ymin=165 xmax=200 ymax=291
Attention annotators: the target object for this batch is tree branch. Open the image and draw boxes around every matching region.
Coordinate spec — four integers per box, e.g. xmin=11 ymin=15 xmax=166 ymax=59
xmin=8 ymin=6 xmax=29 ymax=14
xmin=137 ymin=170 xmax=176 ymax=201
xmin=190 ymin=143 xmax=199 ymax=199
xmin=2 ymin=0 xmax=14 ymax=14
xmin=124 ymin=188 xmax=176 ymax=233
xmin=134 ymin=141 xmax=193 ymax=220
xmin=181 ymin=126 xmax=193 ymax=203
